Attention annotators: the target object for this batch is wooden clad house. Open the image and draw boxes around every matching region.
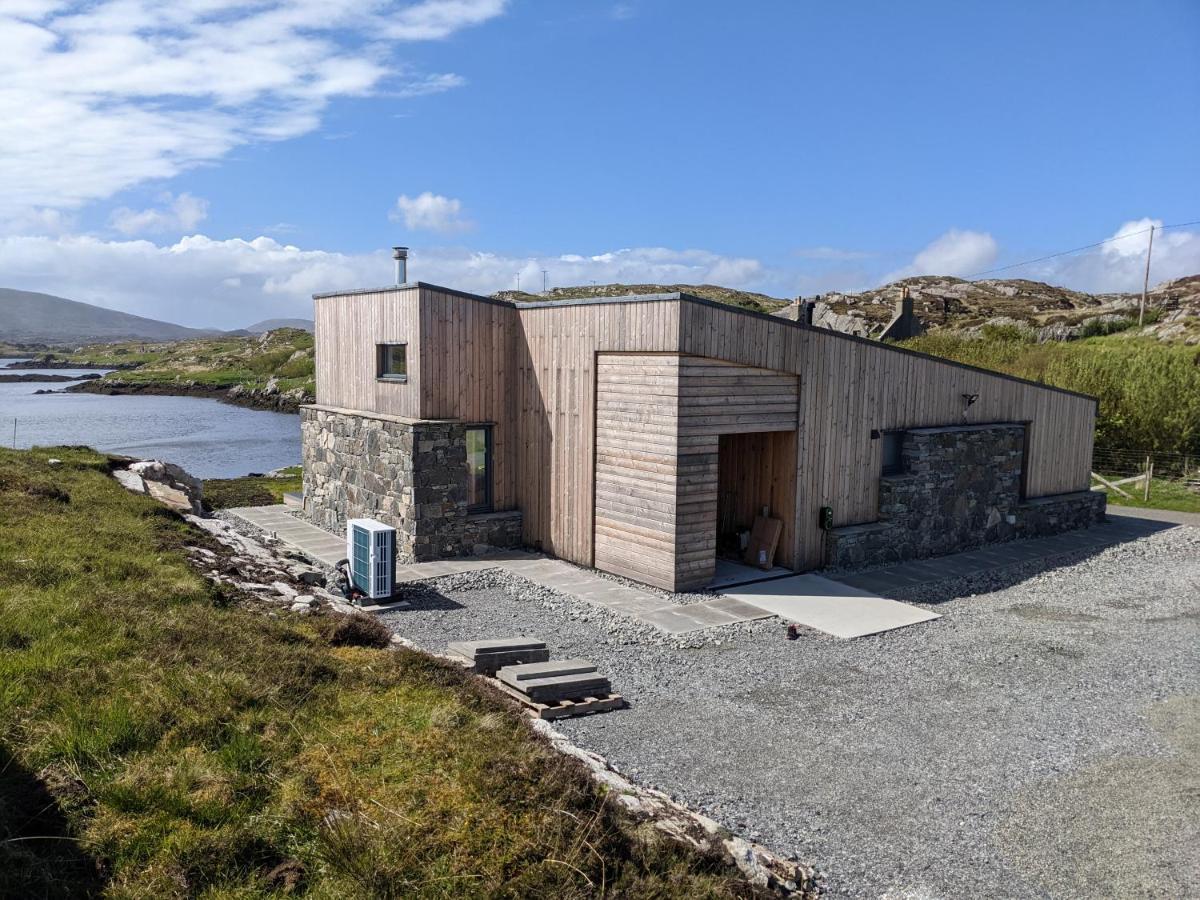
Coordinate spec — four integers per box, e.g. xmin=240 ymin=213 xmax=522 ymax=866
xmin=301 ymin=282 xmax=1104 ymax=591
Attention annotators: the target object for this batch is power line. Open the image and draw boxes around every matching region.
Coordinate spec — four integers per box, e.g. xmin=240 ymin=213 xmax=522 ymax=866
xmin=965 ymin=218 xmax=1200 ymax=280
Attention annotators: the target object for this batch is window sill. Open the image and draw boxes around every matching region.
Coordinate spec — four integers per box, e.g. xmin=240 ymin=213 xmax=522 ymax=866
xmin=467 ymin=509 xmax=519 ymax=520
xmin=376 ymin=376 xmax=408 ymax=383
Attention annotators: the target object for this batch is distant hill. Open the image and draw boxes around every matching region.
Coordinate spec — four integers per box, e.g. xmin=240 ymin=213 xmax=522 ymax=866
xmin=244 ymin=317 xmax=314 ymax=334
xmin=0 ymin=288 xmax=223 ymax=344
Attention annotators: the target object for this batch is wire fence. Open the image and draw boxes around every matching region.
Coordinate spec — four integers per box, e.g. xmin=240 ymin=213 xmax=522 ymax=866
xmin=1092 ymin=448 xmax=1200 ymax=484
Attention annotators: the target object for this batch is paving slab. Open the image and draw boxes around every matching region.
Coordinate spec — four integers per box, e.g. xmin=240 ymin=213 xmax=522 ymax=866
xmin=719 ymin=574 xmax=940 ymax=639
xmin=498 ymin=659 xmax=598 ymax=682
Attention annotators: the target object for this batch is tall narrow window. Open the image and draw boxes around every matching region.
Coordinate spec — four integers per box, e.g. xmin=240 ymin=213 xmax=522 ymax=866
xmin=881 ymin=431 xmax=904 ymax=476
xmin=466 ymin=426 xmax=493 ymax=513
xmin=376 ymin=344 xmax=407 ymax=381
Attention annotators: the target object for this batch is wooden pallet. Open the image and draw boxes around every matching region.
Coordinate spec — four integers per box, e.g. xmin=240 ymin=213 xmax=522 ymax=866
xmin=489 ymin=678 xmax=626 ymax=720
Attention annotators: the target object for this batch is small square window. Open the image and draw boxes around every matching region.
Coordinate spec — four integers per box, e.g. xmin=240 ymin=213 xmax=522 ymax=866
xmin=377 ymin=344 xmax=407 ymax=381
xmin=881 ymin=431 xmax=904 ymax=476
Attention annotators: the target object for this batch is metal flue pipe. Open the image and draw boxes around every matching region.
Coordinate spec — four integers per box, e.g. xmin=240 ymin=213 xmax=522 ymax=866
xmin=393 ymin=246 xmax=409 ymax=285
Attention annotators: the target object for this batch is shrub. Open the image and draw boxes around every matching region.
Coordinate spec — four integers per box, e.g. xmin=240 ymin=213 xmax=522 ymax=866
xmin=316 ymin=612 xmax=394 ymax=649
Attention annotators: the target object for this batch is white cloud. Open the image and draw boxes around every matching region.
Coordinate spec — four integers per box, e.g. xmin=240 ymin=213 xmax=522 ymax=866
xmin=109 ymin=192 xmax=209 ymax=236
xmin=394 ymin=72 xmax=468 ymax=98
xmin=885 ymin=229 xmax=999 ymax=282
xmin=0 ymin=1 xmax=506 ymax=225
xmin=0 ymin=233 xmax=773 ymax=329
xmin=391 ymin=192 xmax=474 ymax=233
xmin=384 ymin=0 xmax=508 ymax=40
xmin=1014 ymin=218 xmax=1200 ymax=293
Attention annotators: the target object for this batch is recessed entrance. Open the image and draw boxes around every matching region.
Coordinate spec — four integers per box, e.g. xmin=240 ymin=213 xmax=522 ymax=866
xmin=715 ymin=430 xmax=798 ymax=586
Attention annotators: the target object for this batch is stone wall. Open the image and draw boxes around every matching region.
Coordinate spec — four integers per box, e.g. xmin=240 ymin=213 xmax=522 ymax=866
xmin=827 ymin=423 xmax=1105 ymax=569
xmin=301 ymin=406 xmax=522 ymax=561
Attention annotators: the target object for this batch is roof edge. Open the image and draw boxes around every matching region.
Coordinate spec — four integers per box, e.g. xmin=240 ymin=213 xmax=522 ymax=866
xmin=312 ymin=281 xmax=516 ymax=308
xmin=310 ymin=283 xmax=1097 ymax=406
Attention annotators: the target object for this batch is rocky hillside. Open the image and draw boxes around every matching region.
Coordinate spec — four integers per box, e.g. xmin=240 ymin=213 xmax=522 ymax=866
xmin=492 ymin=275 xmax=1200 ymax=343
xmin=798 ymin=274 xmax=1200 ymax=343
xmin=494 ymin=282 xmax=790 ymax=315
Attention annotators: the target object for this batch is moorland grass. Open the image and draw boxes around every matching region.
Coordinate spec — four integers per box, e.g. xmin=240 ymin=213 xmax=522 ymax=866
xmin=203 ymin=467 xmax=303 ymax=511
xmin=0 ymin=447 xmax=757 ymax=899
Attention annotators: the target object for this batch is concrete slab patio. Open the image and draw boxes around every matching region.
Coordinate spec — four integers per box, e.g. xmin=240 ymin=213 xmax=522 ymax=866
xmin=719 ymin=574 xmax=941 ymax=639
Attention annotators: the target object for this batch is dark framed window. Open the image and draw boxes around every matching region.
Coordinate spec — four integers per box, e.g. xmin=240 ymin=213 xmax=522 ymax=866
xmin=376 ymin=344 xmax=407 ymax=381
xmin=465 ymin=425 xmax=493 ymax=513
xmin=881 ymin=430 xmax=904 ymax=476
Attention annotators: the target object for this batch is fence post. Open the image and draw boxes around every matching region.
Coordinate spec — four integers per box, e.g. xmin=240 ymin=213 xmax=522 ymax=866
xmin=1144 ymin=455 xmax=1153 ymax=502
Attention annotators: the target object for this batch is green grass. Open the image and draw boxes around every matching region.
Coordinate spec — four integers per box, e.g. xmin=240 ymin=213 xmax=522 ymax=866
xmin=31 ymin=330 xmax=316 ymax=399
xmin=0 ymin=447 xmax=758 ymax=899
xmin=204 ymin=468 xmax=303 ymax=511
xmin=1098 ymin=477 xmax=1200 ymax=514
xmin=899 ymin=332 xmax=1200 ymax=455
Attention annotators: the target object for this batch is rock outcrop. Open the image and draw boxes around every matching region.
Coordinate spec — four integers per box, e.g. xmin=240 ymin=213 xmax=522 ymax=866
xmin=112 ymin=459 xmax=204 ymax=514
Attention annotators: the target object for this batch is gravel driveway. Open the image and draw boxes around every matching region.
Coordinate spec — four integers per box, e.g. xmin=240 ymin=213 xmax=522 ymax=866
xmin=378 ymin=526 xmax=1200 ymax=900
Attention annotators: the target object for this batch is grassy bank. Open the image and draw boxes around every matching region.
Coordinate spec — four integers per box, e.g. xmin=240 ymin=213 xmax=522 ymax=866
xmin=0 ymin=448 xmax=758 ymax=898
xmin=899 ymin=332 xmax=1200 ymax=455
xmin=1095 ymin=477 xmax=1200 ymax=514
xmin=203 ymin=466 xmax=303 ymax=511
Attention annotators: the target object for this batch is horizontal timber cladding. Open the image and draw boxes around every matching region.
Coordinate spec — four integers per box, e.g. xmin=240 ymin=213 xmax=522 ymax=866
xmin=593 ymin=353 xmax=799 ymax=591
xmin=676 ymin=300 xmax=1097 ymax=570
xmin=314 ymin=286 xmax=422 ymax=418
xmin=594 ymin=354 xmax=684 ymax=589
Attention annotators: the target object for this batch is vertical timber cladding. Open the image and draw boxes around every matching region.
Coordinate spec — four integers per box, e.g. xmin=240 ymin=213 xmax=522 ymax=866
xmin=676 ymin=300 xmax=1097 ymax=570
xmin=514 ymin=300 xmax=683 ymax=563
xmin=593 ymin=354 xmax=799 ymax=591
xmin=417 ymin=287 xmax=519 ymax=510
xmin=313 ymin=286 xmax=422 ymax=417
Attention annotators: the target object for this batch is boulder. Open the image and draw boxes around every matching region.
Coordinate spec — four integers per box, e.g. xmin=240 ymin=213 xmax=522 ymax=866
xmin=124 ymin=459 xmax=204 ymax=514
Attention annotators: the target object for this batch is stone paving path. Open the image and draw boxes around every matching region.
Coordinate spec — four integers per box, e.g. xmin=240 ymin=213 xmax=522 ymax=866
xmin=227 ymin=505 xmax=774 ymax=633
xmin=226 ymin=505 xmax=1175 ymax=636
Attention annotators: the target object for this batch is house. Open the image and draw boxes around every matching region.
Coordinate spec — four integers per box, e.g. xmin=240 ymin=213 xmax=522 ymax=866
xmin=301 ymin=280 xmax=1105 ymax=591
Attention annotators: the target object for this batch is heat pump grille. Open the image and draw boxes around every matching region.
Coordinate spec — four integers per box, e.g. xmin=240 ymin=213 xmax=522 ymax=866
xmin=346 ymin=518 xmax=396 ymax=600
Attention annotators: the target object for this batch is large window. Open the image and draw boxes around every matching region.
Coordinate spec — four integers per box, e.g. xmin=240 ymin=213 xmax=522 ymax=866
xmin=376 ymin=344 xmax=407 ymax=381
xmin=466 ymin=426 xmax=492 ymax=513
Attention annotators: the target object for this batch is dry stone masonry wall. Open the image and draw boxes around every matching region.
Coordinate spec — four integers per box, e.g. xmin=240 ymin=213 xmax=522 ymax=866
xmin=828 ymin=423 xmax=1105 ymax=568
xmin=301 ymin=407 xmax=521 ymax=561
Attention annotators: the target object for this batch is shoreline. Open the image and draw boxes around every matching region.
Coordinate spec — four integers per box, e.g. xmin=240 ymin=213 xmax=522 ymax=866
xmin=0 ymin=372 xmax=101 ymax=383
xmin=4 ymin=359 xmax=138 ymax=370
xmin=64 ymin=377 xmax=309 ymax=414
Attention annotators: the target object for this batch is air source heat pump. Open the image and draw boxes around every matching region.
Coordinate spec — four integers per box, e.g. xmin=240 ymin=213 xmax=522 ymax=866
xmin=346 ymin=518 xmax=396 ymax=601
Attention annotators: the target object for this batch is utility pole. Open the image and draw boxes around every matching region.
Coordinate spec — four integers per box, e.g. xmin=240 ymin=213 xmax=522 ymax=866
xmin=1139 ymin=225 xmax=1155 ymax=327
xmin=515 ymin=272 xmax=520 ymax=292
xmin=541 ymin=269 xmax=548 ymax=294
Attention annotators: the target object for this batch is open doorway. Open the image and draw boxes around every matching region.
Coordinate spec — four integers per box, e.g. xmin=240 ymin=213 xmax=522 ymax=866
xmin=714 ymin=430 xmax=798 ymax=587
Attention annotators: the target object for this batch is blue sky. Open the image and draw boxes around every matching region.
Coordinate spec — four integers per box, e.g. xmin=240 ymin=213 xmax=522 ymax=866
xmin=0 ymin=0 xmax=1197 ymax=327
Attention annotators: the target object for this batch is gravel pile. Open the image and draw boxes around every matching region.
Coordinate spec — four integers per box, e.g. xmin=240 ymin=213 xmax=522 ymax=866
xmin=379 ymin=528 xmax=1200 ymax=900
